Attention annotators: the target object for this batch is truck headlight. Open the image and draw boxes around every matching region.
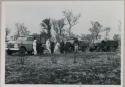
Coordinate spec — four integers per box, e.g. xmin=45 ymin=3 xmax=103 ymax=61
xmin=14 ymin=44 xmax=18 ymax=48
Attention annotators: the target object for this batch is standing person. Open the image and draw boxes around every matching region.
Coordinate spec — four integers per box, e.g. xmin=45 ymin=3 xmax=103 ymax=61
xmin=74 ymin=39 xmax=79 ymax=53
xmin=54 ymin=41 xmax=60 ymax=54
xmin=46 ymin=39 xmax=51 ymax=54
xmin=64 ymin=41 xmax=69 ymax=54
xmin=33 ymin=37 xmax=37 ymax=55
xmin=60 ymin=40 xmax=65 ymax=53
xmin=50 ymin=41 xmax=55 ymax=54
xmin=36 ymin=40 xmax=43 ymax=54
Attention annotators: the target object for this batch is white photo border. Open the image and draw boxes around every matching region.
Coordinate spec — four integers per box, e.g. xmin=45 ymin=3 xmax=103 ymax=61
xmin=0 ymin=1 xmax=124 ymax=87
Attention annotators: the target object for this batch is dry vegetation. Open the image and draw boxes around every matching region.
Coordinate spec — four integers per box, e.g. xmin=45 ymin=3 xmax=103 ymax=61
xmin=5 ymin=52 xmax=121 ymax=84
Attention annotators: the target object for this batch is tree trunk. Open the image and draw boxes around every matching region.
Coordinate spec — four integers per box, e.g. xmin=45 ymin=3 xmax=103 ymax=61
xmin=68 ymin=26 xmax=71 ymax=36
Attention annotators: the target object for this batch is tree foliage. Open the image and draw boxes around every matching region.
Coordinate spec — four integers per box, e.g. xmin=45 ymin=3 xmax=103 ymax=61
xmin=40 ymin=18 xmax=52 ymax=38
xmin=52 ymin=18 xmax=66 ymax=42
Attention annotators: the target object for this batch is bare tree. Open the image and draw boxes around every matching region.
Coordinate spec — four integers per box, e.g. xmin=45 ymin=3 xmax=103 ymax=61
xmin=40 ymin=18 xmax=52 ymax=38
xmin=113 ymin=34 xmax=120 ymax=41
xmin=57 ymin=18 xmax=65 ymax=35
xmin=15 ymin=23 xmax=30 ymax=36
xmin=63 ymin=9 xmax=81 ymax=36
xmin=14 ymin=23 xmax=30 ymax=40
xmin=52 ymin=19 xmax=65 ymax=34
xmin=89 ymin=21 xmax=102 ymax=43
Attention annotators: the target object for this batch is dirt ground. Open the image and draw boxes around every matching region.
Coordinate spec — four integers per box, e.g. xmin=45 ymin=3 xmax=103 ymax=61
xmin=5 ymin=52 xmax=121 ymax=84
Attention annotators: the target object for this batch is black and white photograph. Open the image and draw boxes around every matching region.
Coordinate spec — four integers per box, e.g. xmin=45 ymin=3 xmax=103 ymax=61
xmin=0 ymin=1 xmax=124 ymax=87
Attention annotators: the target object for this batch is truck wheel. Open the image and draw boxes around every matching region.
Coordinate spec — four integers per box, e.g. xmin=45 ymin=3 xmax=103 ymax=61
xmin=19 ymin=47 xmax=26 ymax=55
xmin=7 ymin=49 xmax=13 ymax=55
xmin=27 ymin=51 xmax=33 ymax=55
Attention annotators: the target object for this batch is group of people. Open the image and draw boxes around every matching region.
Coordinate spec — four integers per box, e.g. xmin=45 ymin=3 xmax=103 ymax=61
xmin=33 ymin=38 xmax=79 ymax=55
xmin=46 ymin=39 xmax=61 ymax=54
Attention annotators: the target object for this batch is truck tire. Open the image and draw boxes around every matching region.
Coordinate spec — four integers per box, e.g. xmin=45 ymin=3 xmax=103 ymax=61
xmin=27 ymin=51 xmax=33 ymax=55
xmin=7 ymin=49 xmax=13 ymax=55
xmin=19 ymin=47 xmax=26 ymax=55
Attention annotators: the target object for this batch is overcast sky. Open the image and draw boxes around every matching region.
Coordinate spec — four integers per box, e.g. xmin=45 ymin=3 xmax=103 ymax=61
xmin=3 ymin=1 xmax=124 ymax=39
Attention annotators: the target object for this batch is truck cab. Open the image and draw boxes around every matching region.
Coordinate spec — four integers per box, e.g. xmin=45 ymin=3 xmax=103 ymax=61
xmin=6 ymin=35 xmax=34 ymax=55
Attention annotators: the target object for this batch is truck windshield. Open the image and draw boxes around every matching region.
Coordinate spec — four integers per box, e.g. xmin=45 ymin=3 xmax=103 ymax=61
xmin=27 ymin=37 xmax=33 ymax=41
xmin=17 ymin=37 xmax=27 ymax=41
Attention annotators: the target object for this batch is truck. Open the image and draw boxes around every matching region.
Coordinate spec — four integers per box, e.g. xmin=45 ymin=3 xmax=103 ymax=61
xmin=6 ymin=35 xmax=46 ymax=55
